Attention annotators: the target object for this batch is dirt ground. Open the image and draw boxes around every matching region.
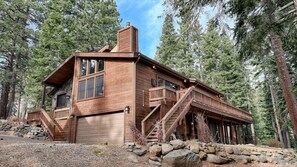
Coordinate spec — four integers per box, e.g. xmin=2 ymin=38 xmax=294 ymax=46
xmin=0 ymin=135 xmax=153 ymax=167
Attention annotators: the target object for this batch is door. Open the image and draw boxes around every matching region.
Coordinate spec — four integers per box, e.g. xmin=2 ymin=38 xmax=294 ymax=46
xmin=76 ymin=112 xmax=124 ymax=144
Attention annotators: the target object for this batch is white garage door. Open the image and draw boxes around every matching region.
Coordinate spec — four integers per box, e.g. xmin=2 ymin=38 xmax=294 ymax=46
xmin=76 ymin=112 xmax=124 ymax=145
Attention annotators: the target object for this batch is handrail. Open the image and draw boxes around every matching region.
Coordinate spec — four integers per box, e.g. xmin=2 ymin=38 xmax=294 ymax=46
xmin=191 ymin=88 xmax=252 ymax=120
xmin=141 ymin=104 xmax=161 ymax=136
xmin=164 ymin=98 xmax=193 ymax=140
xmin=162 ymin=86 xmax=194 ymax=123
xmin=161 ymin=86 xmax=194 ymax=141
xmin=40 ymin=109 xmax=56 ymax=127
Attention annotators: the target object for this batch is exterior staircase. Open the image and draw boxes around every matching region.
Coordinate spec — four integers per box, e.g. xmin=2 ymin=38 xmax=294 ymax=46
xmin=27 ymin=108 xmax=66 ymax=141
xmin=143 ymin=87 xmax=195 ymax=142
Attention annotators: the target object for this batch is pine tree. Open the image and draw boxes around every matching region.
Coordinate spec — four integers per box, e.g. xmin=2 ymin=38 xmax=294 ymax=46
xmin=155 ymin=14 xmax=179 ymax=69
xmin=25 ymin=0 xmax=121 ymax=106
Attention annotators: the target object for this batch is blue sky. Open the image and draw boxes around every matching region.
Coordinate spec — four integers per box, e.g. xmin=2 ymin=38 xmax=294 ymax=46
xmin=115 ymin=0 xmax=233 ymax=58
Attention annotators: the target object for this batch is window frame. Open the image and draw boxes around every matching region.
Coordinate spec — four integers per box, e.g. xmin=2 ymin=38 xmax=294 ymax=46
xmin=77 ymin=74 xmax=105 ymax=101
xmin=79 ymin=58 xmax=105 ymax=78
xmin=56 ymin=93 xmax=67 ymax=108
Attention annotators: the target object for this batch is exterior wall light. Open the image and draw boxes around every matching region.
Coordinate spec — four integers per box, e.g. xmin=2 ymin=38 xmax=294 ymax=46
xmin=124 ymin=105 xmax=130 ymax=113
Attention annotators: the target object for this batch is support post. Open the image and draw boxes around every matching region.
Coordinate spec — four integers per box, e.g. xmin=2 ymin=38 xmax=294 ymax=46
xmin=41 ymin=83 xmax=46 ymax=110
xmin=231 ymin=123 xmax=237 ymax=144
xmin=220 ymin=120 xmax=225 ymax=144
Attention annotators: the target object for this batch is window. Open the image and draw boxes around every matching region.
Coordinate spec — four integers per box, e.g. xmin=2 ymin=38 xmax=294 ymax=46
xmin=89 ymin=59 xmax=96 ymax=74
xmin=81 ymin=59 xmax=87 ymax=76
xmin=157 ymin=77 xmax=180 ymax=90
xmin=77 ymin=75 xmax=104 ymax=100
xmin=95 ymin=75 xmax=104 ymax=96
xmin=86 ymin=78 xmax=94 ymax=98
xmin=97 ymin=59 xmax=104 ymax=71
xmin=80 ymin=58 xmax=104 ymax=76
xmin=57 ymin=94 xmax=67 ymax=108
xmin=78 ymin=80 xmax=86 ymax=100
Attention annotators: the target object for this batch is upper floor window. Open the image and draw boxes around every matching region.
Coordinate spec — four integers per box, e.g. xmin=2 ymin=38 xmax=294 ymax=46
xmin=80 ymin=58 xmax=104 ymax=76
xmin=56 ymin=93 xmax=67 ymax=108
xmin=157 ymin=77 xmax=180 ymax=90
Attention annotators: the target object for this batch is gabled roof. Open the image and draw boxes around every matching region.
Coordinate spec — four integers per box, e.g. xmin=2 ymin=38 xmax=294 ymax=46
xmin=43 ymin=51 xmax=224 ymax=97
xmin=43 ymin=55 xmax=75 ymax=86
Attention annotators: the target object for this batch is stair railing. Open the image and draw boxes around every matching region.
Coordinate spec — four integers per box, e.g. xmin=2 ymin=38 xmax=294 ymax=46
xmin=141 ymin=104 xmax=161 ymax=137
xmin=161 ymin=86 xmax=194 ymax=141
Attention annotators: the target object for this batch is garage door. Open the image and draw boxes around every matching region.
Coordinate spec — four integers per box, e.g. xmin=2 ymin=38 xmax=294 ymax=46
xmin=76 ymin=112 xmax=124 ymax=145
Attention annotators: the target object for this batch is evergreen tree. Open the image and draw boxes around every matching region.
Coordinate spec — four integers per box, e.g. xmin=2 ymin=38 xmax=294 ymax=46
xmin=0 ymin=0 xmax=44 ymax=118
xmin=200 ymin=22 xmax=249 ymax=110
xmin=25 ymin=0 xmax=121 ymax=106
xmin=155 ymin=14 xmax=179 ymax=69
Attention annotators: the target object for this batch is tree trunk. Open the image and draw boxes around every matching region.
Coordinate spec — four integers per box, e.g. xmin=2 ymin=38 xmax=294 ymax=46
xmin=269 ymin=84 xmax=284 ymax=148
xmin=270 ymin=112 xmax=278 ymax=140
xmin=0 ymin=82 xmax=10 ymax=119
xmin=269 ymin=31 xmax=297 ymax=136
xmin=7 ymin=53 xmax=17 ymax=117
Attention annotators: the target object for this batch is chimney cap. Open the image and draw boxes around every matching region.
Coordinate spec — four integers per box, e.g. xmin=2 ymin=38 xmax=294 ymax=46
xmin=126 ymin=22 xmax=131 ymax=27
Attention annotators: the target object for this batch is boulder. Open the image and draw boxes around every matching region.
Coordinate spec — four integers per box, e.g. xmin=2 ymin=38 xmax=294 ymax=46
xmin=149 ymin=145 xmax=162 ymax=156
xmin=170 ymin=140 xmax=185 ymax=150
xmin=242 ymin=149 xmax=250 ymax=156
xmin=149 ymin=160 xmax=161 ymax=166
xmin=205 ymin=147 xmax=216 ymax=154
xmin=189 ymin=143 xmax=200 ymax=154
xmin=163 ymin=149 xmax=199 ymax=167
xmin=229 ymin=155 xmax=251 ymax=164
xmin=133 ymin=147 xmax=147 ymax=156
xmin=149 ymin=156 xmax=162 ymax=162
xmin=250 ymin=155 xmax=260 ymax=162
xmin=162 ymin=143 xmax=173 ymax=155
xmin=217 ymin=151 xmax=227 ymax=157
xmin=206 ymin=154 xmax=230 ymax=164
xmin=199 ymin=151 xmax=207 ymax=160
xmin=128 ymin=154 xmax=139 ymax=163
xmin=233 ymin=148 xmax=242 ymax=155
xmin=225 ymin=147 xmax=234 ymax=154
xmin=125 ymin=142 xmax=135 ymax=150
xmin=259 ymin=155 xmax=268 ymax=163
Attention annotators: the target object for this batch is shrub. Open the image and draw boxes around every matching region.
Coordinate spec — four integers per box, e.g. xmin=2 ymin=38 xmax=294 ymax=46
xmin=195 ymin=112 xmax=213 ymax=143
xmin=128 ymin=121 xmax=147 ymax=145
xmin=265 ymin=139 xmax=281 ymax=148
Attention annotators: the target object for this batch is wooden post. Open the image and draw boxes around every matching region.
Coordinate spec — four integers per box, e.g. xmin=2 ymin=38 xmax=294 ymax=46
xmin=220 ymin=120 xmax=225 ymax=144
xmin=240 ymin=124 xmax=245 ymax=144
xmin=231 ymin=123 xmax=237 ymax=144
xmin=41 ymin=83 xmax=46 ymax=110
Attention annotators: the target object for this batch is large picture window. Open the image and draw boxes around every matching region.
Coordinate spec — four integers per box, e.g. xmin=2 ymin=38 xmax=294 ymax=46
xmin=157 ymin=77 xmax=180 ymax=90
xmin=77 ymin=75 xmax=104 ymax=100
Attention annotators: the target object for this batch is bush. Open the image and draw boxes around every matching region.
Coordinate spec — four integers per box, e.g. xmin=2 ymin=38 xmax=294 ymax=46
xmin=265 ymin=139 xmax=281 ymax=148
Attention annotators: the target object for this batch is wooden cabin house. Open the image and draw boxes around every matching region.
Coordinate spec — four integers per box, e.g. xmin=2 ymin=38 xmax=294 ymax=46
xmin=27 ymin=23 xmax=253 ymax=145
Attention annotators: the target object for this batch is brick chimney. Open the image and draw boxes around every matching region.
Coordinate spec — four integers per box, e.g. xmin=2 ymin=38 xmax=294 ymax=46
xmin=117 ymin=22 xmax=139 ymax=52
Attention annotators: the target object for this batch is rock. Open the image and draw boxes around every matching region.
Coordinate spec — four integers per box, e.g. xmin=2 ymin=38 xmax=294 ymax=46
xmin=250 ymin=155 xmax=260 ymax=162
xmin=251 ymin=151 xmax=262 ymax=156
xmin=199 ymin=151 xmax=207 ymax=160
xmin=0 ymin=138 xmax=3 ymax=140
xmin=205 ymin=147 xmax=216 ymax=154
xmin=149 ymin=156 xmax=162 ymax=162
xmin=189 ymin=144 xmax=200 ymax=154
xmin=206 ymin=154 xmax=230 ymax=164
xmin=128 ymin=154 xmax=139 ymax=163
xmin=37 ymin=131 xmax=46 ymax=137
xmin=225 ymin=147 xmax=234 ymax=154
xmin=133 ymin=147 xmax=147 ymax=156
xmin=217 ymin=151 xmax=227 ymax=157
xmin=242 ymin=149 xmax=250 ymax=156
xmin=233 ymin=148 xmax=242 ymax=155
xmin=267 ymin=157 xmax=276 ymax=163
xmin=170 ymin=140 xmax=185 ymax=150
xmin=125 ymin=142 xmax=135 ymax=149
xmin=284 ymin=156 xmax=293 ymax=161
xmin=162 ymin=143 xmax=173 ymax=155
xmin=259 ymin=155 xmax=268 ymax=163
xmin=162 ymin=149 xmax=199 ymax=167
xmin=149 ymin=145 xmax=162 ymax=156
xmin=149 ymin=160 xmax=161 ymax=166
xmin=126 ymin=148 xmax=133 ymax=152
xmin=230 ymin=155 xmax=251 ymax=164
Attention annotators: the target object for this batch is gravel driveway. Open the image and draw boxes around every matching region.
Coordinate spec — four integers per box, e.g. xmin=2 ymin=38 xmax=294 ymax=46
xmin=0 ymin=135 xmax=152 ymax=167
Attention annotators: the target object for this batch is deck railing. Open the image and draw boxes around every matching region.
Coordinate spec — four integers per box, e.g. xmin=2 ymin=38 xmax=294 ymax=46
xmin=148 ymin=86 xmax=252 ymax=125
xmin=149 ymin=86 xmax=177 ymax=107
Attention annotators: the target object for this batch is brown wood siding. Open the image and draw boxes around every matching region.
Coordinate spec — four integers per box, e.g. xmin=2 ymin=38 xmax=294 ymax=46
xmin=135 ymin=62 xmax=187 ymax=130
xmin=70 ymin=58 xmax=134 ymax=142
xmin=76 ymin=112 xmax=124 ymax=144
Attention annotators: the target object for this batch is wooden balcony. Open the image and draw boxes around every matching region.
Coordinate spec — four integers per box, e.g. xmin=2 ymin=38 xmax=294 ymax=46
xmin=148 ymin=86 xmax=252 ymax=124
xmin=149 ymin=86 xmax=176 ymax=107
